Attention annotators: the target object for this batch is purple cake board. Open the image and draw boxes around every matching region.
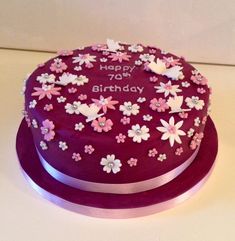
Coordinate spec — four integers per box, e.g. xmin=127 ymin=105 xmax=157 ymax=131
xmin=16 ymin=116 xmax=218 ymax=218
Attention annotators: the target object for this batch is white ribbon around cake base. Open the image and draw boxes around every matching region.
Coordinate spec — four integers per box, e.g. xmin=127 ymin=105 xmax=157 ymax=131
xmin=36 ymin=147 xmax=200 ymax=194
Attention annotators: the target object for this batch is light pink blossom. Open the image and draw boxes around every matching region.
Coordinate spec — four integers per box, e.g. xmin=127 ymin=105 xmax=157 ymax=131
xmin=91 ymin=44 xmax=107 ymax=51
xmin=127 ymin=158 xmax=138 ymax=167
xmin=72 ymin=153 xmax=81 ymax=161
xmin=41 ymin=119 xmax=55 ymax=141
xmin=50 ymin=58 xmax=67 ymax=73
xmin=84 ymin=145 xmax=95 ymax=154
xmin=120 ymin=116 xmax=130 ymax=125
xmin=191 ymin=72 xmax=208 ymax=85
xmin=149 ymin=76 xmax=158 ymax=82
xmin=202 ymin=116 xmax=207 ymax=125
xmin=32 ymin=84 xmax=61 ymax=100
xmin=44 ymin=104 xmax=53 ymax=111
xmin=190 ymin=132 xmax=204 ymax=150
xmin=108 ymin=52 xmax=131 ymax=63
xmin=197 ymin=87 xmax=206 ymax=94
xmin=68 ymin=87 xmax=77 ymax=94
xmin=148 ymin=148 xmax=158 ymax=157
xmin=179 ymin=112 xmax=188 ymax=119
xmin=149 ymin=98 xmax=169 ymax=112
xmin=78 ymin=94 xmax=87 ymax=101
xmin=92 ymin=95 xmax=119 ymax=113
xmin=115 ymin=133 xmax=126 ymax=143
xmin=91 ymin=117 xmax=113 ymax=132
xmin=175 ymin=147 xmax=183 ymax=156
xmin=57 ymin=50 xmax=73 ymax=56
xmin=162 ymin=56 xmax=181 ymax=67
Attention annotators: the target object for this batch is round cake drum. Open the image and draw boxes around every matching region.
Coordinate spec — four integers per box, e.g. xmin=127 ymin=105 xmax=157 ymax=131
xmin=16 ymin=41 xmax=218 ymax=218
xmin=16 ymin=116 xmax=217 ymax=218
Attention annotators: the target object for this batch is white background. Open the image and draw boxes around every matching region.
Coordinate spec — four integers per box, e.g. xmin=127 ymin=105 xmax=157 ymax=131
xmin=0 ymin=0 xmax=235 ymax=64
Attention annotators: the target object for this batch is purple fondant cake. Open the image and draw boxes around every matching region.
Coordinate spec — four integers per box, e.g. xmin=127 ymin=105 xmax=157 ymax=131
xmin=18 ymin=39 xmax=217 ymax=217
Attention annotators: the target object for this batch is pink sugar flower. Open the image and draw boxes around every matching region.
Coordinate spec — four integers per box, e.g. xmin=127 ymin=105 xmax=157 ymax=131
xmin=149 ymin=98 xmax=169 ymax=112
xmin=37 ymin=63 xmax=45 ymax=68
xmin=91 ymin=44 xmax=107 ymax=51
xmin=149 ymin=76 xmax=158 ymax=82
xmin=91 ymin=117 xmax=113 ymax=133
xmin=115 ymin=133 xmax=126 ymax=143
xmin=179 ymin=112 xmax=188 ymax=119
xmin=175 ymin=147 xmax=183 ymax=156
xmin=108 ymin=52 xmax=131 ymax=63
xmin=72 ymin=153 xmax=82 ymax=162
xmin=148 ymin=148 xmax=158 ymax=157
xmin=120 ymin=116 xmax=130 ymax=125
xmin=78 ymin=94 xmax=87 ymax=101
xmin=127 ymin=158 xmax=138 ymax=167
xmin=190 ymin=132 xmax=204 ymax=150
xmin=197 ymin=87 xmax=206 ymax=94
xmin=143 ymin=62 xmax=151 ymax=71
xmin=149 ymin=49 xmax=157 ymax=54
xmin=57 ymin=49 xmax=73 ymax=56
xmin=44 ymin=104 xmax=53 ymax=111
xmin=92 ymin=95 xmax=119 ymax=113
xmin=162 ymin=56 xmax=181 ymax=67
xmin=32 ymin=84 xmax=61 ymax=100
xmin=191 ymin=73 xmax=208 ymax=85
xmin=40 ymin=119 xmax=55 ymax=141
xmin=50 ymin=58 xmax=67 ymax=73
xmin=68 ymin=87 xmax=77 ymax=94
xmin=84 ymin=145 xmax=95 ymax=154
xmin=202 ymin=116 xmax=207 ymax=125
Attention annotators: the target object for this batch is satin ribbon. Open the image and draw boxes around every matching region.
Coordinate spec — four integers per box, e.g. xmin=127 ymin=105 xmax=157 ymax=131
xmin=21 ymin=162 xmax=214 ymax=219
xmin=36 ymin=146 xmax=200 ymax=194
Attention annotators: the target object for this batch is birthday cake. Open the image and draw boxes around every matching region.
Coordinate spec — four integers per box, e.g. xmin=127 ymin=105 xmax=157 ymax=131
xmin=17 ymin=39 xmax=217 ymax=217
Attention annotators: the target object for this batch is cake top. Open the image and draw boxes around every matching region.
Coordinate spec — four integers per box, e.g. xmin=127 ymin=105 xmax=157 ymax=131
xmin=23 ymin=40 xmax=210 ymax=183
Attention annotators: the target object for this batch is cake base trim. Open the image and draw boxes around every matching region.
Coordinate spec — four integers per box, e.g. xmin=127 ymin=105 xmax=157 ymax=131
xmin=16 ymin=116 xmax=218 ymax=218
xmin=36 ymin=146 xmax=200 ymax=194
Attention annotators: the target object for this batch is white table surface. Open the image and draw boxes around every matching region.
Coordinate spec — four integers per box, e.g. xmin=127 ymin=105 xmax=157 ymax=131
xmin=0 ymin=49 xmax=234 ymax=241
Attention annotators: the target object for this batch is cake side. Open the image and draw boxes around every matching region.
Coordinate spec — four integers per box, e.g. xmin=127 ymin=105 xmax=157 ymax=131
xmin=23 ymin=42 xmax=210 ymax=184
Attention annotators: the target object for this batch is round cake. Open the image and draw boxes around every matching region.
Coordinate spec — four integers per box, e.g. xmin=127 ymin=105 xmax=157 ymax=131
xmin=18 ymin=40 xmax=217 ymax=217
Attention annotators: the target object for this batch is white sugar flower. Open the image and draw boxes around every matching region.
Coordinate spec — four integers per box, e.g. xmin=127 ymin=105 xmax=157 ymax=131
xmin=57 ymin=96 xmax=66 ymax=103
xmin=65 ymin=101 xmax=81 ymax=114
xmin=40 ymin=141 xmax=48 ymax=150
xmin=155 ymin=81 xmax=182 ymax=97
xmin=72 ymin=53 xmax=96 ymax=65
xmin=157 ymin=154 xmax=166 ymax=162
xmin=156 ymin=116 xmax=186 ymax=147
xmin=100 ymin=58 xmax=107 ymax=62
xmin=74 ymin=66 xmax=82 ymax=71
xmin=181 ymin=81 xmax=190 ymax=87
xmin=32 ymin=119 xmax=38 ymax=128
xmin=119 ymin=102 xmax=140 ymax=116
xmin=143 ymin=114 xmax=153 ymax=121
xmin=185 ymin=96 xmax=205 ymax=110
xmin=36 ymin=73 xmax=55 ymax=84
xmin=128 ymin=124 xmax=150 ymax=143
xmin=139 ymin=53 xmax=155 ymax=62
xmin=194 ymin=117 xmax=201 ymax=127
xmin=137 ymin=97 xmax=146 ymax=103
xmin=75 ymin=122 xmax=85 ymax=131
xmin=128 ymin=44 xmax=143 ymax=53
xmin=187 ymin=128 xmax=195 ymax=137
xmin=29 ymin=99 xmax=37 ymax=108
xmin=72 ymin=75 xmax=89 ymax=86
xmin=135 ymin=60 xmax=142 ymax=66
xmin=100 ymin=154 xmax=122 ymax=174
xmin=59 ymin=141 xmax=68 ymax=151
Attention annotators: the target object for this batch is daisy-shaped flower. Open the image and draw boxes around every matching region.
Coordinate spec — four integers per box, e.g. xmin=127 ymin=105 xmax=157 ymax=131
xmin=75 ymin=122 xmax=85 ymax=131
xmin=65 ymin=101 xmax=81 ymax=114
xmin=128 ymin=44 xmax=143 ymax=53
xmin=40 ymin=119 xmax=55 ymax=141
xmin=72 ymin=153 xmax=82 ymax=162
xmin=157 ymin=154 xmax=167 ymax=162
xmin=50 ymin=58 xmax=67 ymax=73
xmin=156 ymin=116 xmax=186 ymax=147
xmin=185 ymin=96 xmax=205 ymax=110
xmin=143 ymin=114 xmax=153 ymax=121
xmin=57 ymin=96 xmax=66 ymax=103
xmin=92 ymin=95 xmax=119 ymax=113
xmin=120 ymin=116 xmax=130 ymax=125
xmin=127 ymin=158 xmax=138 ymax=167
xmin=31 ymin=84 xmax=61 ymax=100
xmin=59 ymin=141 xmax=68 ymax=151
xmin=36 ymin=73 xmax=55 ymax=84
xmin=91 ymin=117 xmax=113 ymax=132
xmin=119 ymin=102 xmax=140 ymax=116
xmin=108 ymin=52 xmax=131 ymax=63
xmin=148 ymin=148 xmax=158 ymax=157
xmin=149 ymin=98 xmax=169 ymax=112
xmin=72 ymin=75 xmax=89 ymax=86
xmin=100 ymin=154 xmax=122 ymax=174
xmin=128 ymin=124 xmax=150 ymax=143
xmin=139 ymin=53 xmax=155 ymax=62
xmin=115 ymin=133 xmax=126 ymax=143
xmin=72 ymin=54 xmax=96 ymax=66
xmin=154 ymin=81 xmax=182 ymax=97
